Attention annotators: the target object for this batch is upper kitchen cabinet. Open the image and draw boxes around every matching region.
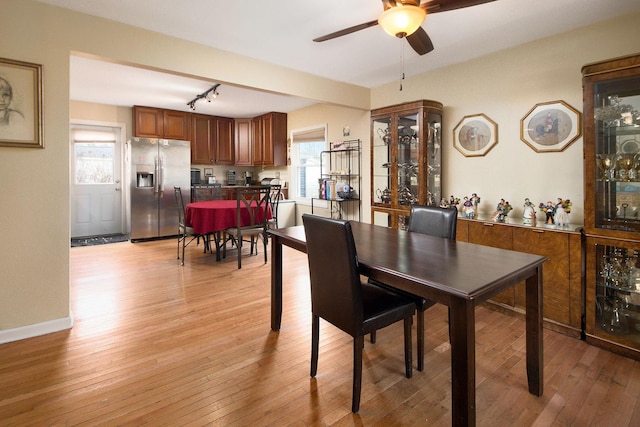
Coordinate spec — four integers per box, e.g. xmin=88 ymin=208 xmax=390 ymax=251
xmin=253 ymin=112 xmax=287 ymax=167
xmin=191 ymin=114 xmax=235 ymax=165
xmin=370 ymin=100 xmax=443 ymax=229
xmin=133 ymin=106 xmax=189 ymax=140
xmin=234 ymin=118 xmax=253 ymax=166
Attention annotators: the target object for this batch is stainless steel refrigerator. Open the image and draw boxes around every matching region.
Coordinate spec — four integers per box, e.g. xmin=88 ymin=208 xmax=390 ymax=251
xmin=128 ymin=137 xmax=190 ymax=241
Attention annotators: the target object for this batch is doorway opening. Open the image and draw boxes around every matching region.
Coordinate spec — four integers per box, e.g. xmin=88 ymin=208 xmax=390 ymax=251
xmin=70 ymin=122 xmax=126 ymax=240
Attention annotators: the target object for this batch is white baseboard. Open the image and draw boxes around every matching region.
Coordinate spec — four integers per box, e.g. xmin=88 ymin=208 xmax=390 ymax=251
xmin=0 ymin=313 xmax=74 ymax=344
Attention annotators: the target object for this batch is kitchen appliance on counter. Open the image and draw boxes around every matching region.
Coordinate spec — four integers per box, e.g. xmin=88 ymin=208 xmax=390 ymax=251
xmin=129 ymin=138 xmax=190 ymax=241
xmin=191 ymin=168 xmax=201 ymax=185
xmin=243 ymin=171 xmax=252 ymax=185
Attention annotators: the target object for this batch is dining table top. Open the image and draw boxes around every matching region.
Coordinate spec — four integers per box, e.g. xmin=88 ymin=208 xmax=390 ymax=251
xmin=268 ymin=222 xmax=547 ymax=303
xmin=185 ymin=199 xmax=270 ymax=235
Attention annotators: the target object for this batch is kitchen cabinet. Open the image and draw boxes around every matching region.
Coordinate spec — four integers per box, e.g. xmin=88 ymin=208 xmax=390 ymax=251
xmin=190 ymin=114 xmax=234 ymax=165
xmin=234 ymin=118 xmax=253 ymax=166
xmin=458 ymin=217 xmax=583 ymax=338
xmin=253 ymin=112 xmax=287 ymax=166
xmin=133 ymin=106 xmax=189 ymax=140
xmin=583 ymin=53 xmax=640 ymax=358
xmin=215 ymin=116 xmax=234 ymax=165
xmin=370 ymin=100 xmax=442 ymax=229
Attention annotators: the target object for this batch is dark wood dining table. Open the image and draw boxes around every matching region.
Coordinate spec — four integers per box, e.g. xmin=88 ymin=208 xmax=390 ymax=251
xmin=268 ymin=221 xmax=547 ymax=426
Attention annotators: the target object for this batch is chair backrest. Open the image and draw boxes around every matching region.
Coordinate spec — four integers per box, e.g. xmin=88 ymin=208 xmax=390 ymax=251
xmin=268 ymin=185 xmax=282 ymax=228
xmin=236 ymin=186 xmax=270 ymax=230
xmin=302 ymin=214 xmax=363 ymax=335
xmin=174 ymin=186 xmax=186 ymax=226
xmin=193 ymin=183 xmax=222 ymax=201
xmin=407 ymin=205 xmax=457 ymax=240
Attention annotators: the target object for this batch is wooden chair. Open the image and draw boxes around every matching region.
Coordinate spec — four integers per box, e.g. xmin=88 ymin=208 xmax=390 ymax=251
xmin=174 ymin=186 xmax=201 ymax=265
xmin=302 ymin=214 xmax=415 ymax=413
xmin=370 ymin=205 xmax=457 ymax=371
xmin=223 ymin=186 xmax=270 ymax=269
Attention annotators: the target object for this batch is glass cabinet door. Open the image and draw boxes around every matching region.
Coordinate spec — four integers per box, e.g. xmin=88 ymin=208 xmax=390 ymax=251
xmin=397 ymin=112 xmax=419 ymax=207
xmin=426 ymin=112 xmax=442 ymax=207
xmin=590 ymin=240 xmax=640 ymax=344
xmin=372 ymin=117 xmax=392 ymax=205
xmin=591 ymin=74 xmax=640 ymax=234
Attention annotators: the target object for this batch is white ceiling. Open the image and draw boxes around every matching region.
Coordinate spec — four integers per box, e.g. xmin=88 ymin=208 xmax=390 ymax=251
xmin=38 ymin=0 xmax=640 ymax=117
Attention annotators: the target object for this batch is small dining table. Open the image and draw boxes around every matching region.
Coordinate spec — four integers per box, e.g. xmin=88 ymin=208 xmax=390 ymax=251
xmin=184 ymin=199 xmax=271 ymax=260
xmin=268 ymin=222 xmax=547 ymax=426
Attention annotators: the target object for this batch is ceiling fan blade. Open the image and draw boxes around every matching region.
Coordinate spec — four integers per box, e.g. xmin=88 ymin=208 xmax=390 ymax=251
xmin=421 ymin=0 xmax=496 ymax=14
xmin=313 ymin=19 xmax=379 ymax=42
xmin=406 ymin=27 xmax=434 ymax=55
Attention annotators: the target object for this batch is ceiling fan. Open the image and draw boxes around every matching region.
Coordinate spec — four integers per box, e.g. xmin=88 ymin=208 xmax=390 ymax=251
xmin=313 ymin=0 xmax=497 ymax=56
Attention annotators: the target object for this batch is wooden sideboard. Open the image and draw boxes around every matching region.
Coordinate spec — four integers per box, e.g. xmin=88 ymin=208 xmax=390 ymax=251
xmin=457 ymin=216 xmax=583 ymax=338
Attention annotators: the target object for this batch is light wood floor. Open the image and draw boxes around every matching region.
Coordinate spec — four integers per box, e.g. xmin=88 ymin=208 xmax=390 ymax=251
xmin=2 ymin=238 xmax=640 ymax=426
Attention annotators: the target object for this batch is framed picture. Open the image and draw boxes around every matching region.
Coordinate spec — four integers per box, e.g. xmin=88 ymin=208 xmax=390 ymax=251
xmin=0 ymin=57 xmax=43 ymax=148
xmin=453 ymin=113 xmax=498 ymax=157
xmin=204 ymin=168 xmax=213 ymax=176
xmin=520 ymin=100 xmax=581 ymax=153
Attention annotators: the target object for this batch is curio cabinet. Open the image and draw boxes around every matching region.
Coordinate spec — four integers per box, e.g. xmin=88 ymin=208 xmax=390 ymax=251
xmin=583 ymin=53 xmax=640 ymax=359
xmin=370 ymin=100 xmax=442 ymax=229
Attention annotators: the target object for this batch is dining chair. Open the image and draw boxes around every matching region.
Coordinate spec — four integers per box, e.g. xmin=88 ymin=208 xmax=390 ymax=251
xmin=369 ymin=204 xmax=457 ymax=372
xmin=223 ymin=186 xmax=270 ymax=269
xmin=192 ymin=183 xmax=223 ymax=251
xmin=302 ymin=214 xmax=415 ymax=413
xmin=193 ymin=183 xmax=222 ymax=202
xmin=267 ymin=184 xmax=282 ymax=230
xmin=174 ymin=186 xmax=203 ymax=265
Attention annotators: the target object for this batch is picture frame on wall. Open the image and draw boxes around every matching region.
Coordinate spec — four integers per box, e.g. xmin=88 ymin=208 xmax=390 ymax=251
xmin=520 ymin=100 xmax=581 ymax=153
xmin=0 ymin=57 xmax=43 ymax=148
xmin=453 ymin=113 xmax=498 ymax=157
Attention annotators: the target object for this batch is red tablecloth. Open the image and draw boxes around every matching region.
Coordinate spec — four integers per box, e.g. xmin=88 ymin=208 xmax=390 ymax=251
xmin=185 ymin=200 xmax=271 ymax=235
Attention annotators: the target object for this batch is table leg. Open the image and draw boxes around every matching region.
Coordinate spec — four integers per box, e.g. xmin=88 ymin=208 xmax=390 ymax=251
xmin=525 ymin=265 xmax=544 ymax=396
xmin=449 ymin=298 xmax=475 ymax=427
xmin=271 ymin=236 xmax=283 ymax=331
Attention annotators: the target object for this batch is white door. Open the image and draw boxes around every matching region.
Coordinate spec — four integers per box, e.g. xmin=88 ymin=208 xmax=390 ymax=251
xmin=70 ymin=124 xmax=123 ymax=238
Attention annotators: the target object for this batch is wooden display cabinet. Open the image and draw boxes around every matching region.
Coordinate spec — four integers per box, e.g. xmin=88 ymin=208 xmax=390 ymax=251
xmin=583 ymin=53 xmax=640 ymax=358
xmin=458 ymin=217 xmax=583 ymax=338
xmin=370 ymin=100 xmax=442 ymax=229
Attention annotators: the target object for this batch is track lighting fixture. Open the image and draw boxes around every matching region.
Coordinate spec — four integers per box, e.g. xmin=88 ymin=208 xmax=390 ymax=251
xmin=187 ymin=83 xmax=220 ymax=111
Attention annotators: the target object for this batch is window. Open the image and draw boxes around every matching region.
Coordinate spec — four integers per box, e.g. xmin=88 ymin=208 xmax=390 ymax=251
xmin=290 ymin=126 xmax=327 ymax=203
xmin=72 ymin=127 xmax=117 ymax=185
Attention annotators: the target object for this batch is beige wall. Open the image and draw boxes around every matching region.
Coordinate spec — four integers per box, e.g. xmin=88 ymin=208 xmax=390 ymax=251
xmin=287 ymin=104 xmax=370 ymax=221
xmin=371 ymin=13 xmax=640 ymax=222
xmin=0 ymin=0 xmax=370 ymax=341
xmin=2 ymin=0 xmax=639 ymax=341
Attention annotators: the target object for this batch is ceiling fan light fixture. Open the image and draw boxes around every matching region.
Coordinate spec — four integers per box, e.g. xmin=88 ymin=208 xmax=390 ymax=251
xmin=378 ymin=4 xmax=426 ymax=38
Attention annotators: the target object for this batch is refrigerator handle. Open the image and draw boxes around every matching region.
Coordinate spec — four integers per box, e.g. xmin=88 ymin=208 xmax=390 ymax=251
xmin=158 ymin=155 xmax=164 ymax=193
xmin=154 ymin=156 xmax=160 ymax=194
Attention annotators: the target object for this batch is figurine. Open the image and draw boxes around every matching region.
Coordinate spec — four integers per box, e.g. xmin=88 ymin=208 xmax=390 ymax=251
xmin=554 ymin=198 xmax=572 ymax=227
xmin=523 ymin=198 xmax=536 ymax=225
xmin=492 ymin=199 xmax=512 ymax=222
xmin=539 ymin=201 xmax=556 ymax=224
xmin=449 ymin=195 xmax=460 ymax=207
xmin=471 ymin=193 xmax=481 ymax=216
xmin=440 ymin=197 xmax=449 ymax=208
xmin=462 ymin=196 xmax=475 ymax=219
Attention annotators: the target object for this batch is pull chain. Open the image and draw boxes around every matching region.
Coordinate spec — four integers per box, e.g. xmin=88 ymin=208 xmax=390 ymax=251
xmin=400 ymin=37 xmax=405 ymax=91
